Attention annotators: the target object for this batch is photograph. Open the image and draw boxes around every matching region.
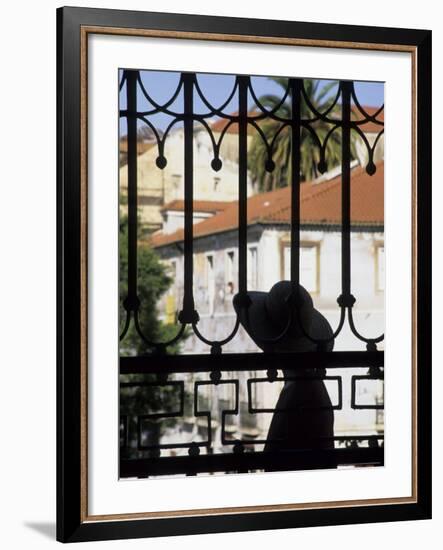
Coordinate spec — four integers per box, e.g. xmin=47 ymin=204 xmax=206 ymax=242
xmin=118 ymin=68 xmax=385 ymax=478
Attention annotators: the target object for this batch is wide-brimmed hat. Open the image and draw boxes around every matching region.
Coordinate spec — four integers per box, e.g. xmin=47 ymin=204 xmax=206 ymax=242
xmin=233 ymin=281 xmax=333 ymax=353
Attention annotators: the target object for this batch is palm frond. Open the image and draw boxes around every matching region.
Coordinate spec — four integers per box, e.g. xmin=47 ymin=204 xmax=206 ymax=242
xmin=249 ymin=77 xmax=354 ymax=189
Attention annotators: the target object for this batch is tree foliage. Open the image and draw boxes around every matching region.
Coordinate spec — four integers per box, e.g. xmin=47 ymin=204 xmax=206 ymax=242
xmin=119 ymin=213 xmax=185 ymax=457
xmin=119 ymin=215 xmax=180 ymax=355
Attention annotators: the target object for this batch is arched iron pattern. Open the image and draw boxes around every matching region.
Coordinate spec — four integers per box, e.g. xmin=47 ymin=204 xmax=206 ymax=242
xmin=119 ymin=70 xmax=385 ymax=353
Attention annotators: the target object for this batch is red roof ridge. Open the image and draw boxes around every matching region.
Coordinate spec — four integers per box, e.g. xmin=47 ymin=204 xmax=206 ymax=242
xmin=209 ymin=106 xmax=383 ymax=135
xmin=161 ymin=199 xmax=234 ymax=213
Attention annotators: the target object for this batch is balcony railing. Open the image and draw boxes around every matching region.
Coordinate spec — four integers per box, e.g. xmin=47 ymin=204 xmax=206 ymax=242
xmin=120 ymin=351 xmax=383 ymax=477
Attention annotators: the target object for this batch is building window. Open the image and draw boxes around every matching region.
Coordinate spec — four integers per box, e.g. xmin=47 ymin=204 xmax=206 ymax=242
xmin=205 ymin=254 xmax=215 ymax=315
xmin=165 ymin=260 xmax=177 ymax=324
xmin=250 ymin=373 xmax=258 ymax=408
xmin=225 ymin=250 xmax=235 ymax=295
xmin=283 ymin=243 xmax=319 ymax=293
xmin=169 ymin=259 xmax=177 ymax=282
xmin=171 ymin=173 xmax=182 ymax=190
xmin=247 ymin=246 xmax=258 ymax=290
xmin=376 ymin=245 xmax=385 ymax=291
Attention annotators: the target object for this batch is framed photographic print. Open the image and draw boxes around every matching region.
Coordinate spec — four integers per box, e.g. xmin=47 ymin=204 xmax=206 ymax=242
xmin=57 ymin=6 xmax=432 ymax=543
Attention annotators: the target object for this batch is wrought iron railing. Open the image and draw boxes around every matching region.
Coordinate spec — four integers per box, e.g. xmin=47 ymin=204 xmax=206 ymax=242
xmin=119 ymin=70 xmax=384 ymax=478
xmin=120 ymin=352 xmax=384 ymax=477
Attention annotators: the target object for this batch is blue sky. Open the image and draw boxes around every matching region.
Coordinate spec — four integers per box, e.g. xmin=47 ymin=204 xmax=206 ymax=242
xmin=119 ymin=69 xmax=384 ymax=135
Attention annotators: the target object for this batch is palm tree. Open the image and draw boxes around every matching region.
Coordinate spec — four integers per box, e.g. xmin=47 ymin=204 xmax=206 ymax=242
xmin=249 ymin=78 xmax=347 ymax=192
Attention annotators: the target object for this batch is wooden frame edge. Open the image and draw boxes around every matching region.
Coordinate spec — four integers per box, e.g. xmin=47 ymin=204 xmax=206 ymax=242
xmin=82 ymin=25 xmax=417 ymax=53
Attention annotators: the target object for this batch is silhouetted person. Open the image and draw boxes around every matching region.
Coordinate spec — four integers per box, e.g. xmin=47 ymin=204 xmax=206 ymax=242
xmin=233 ymin=281 xmax=335 ymax=461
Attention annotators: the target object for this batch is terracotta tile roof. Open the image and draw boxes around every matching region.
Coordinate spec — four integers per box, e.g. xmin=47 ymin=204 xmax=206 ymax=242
xmin=209 ymin=106 xmax=383 ymax=135
xmin=351 ymin=105 xmax=384 ymax=134
xmin=150 ymin=162 xmax=384 ymax=248
xmin=210 ymin=111 xmax=256 ymax=135
xmin=119 ymin=138 xmax=155 ymax=154
xmin=161 ymin=199 xmax=232 ymax=214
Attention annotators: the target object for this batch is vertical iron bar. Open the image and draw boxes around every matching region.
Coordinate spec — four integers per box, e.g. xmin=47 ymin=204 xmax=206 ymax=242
xmin=341 ymin=81 xmax=352 ymax=298
xmin=126 ymin=70 xmax=138 ymax=309
xmin=290 ymin=78 xmax=302 ymax=294
xmin=238 ymin=76 xmax=249 ymax=296
xmin=179 ymin=73 xmax=196 ymax=323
